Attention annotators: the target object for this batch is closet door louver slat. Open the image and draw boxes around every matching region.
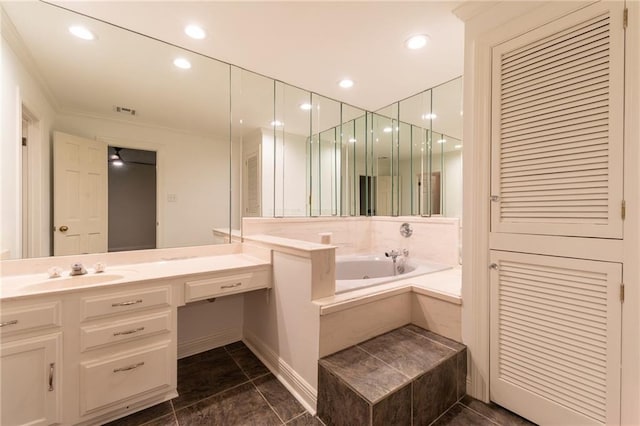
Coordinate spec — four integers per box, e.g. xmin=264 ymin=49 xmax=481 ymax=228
xmin=491 ymin=5 xmax=624 ymax=238
xmin=488 ymin=3 xmax=625 ymax=425
xmin=490 ymin=251 xmax=621 ymax=426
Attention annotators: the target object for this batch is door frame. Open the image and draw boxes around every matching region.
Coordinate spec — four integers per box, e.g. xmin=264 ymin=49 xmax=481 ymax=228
xmin=98 ymin=136 xmax=164 ymax=249
xmin=19 ymin=101 xmax=46 ymax=258
xmin=457 ymin=0 xmax=617 ymax=404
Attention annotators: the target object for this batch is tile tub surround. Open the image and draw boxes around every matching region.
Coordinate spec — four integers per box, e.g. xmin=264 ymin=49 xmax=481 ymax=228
xmin=317 ymin=325 xmax=466 ymax=426
xmin=242 ymin=216 xmax=460 ymax=266
xmin=105 ymin=341 xmax=321 ymax=426
xmin=318 ymin=268 xmax=462 ymax=357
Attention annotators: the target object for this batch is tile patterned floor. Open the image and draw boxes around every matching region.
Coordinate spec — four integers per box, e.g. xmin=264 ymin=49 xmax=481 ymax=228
xmin=107 ymin=341 xmax=534 ymax=426
xmin=105 ymin=342 xmax=322 ymax=426
xmin=433 ymin=395 xmax=536 ymax=426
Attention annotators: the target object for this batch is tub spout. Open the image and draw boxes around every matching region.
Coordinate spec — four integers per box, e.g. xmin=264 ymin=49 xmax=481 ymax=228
xmin=384 ymin=249 xmax=408 ymax=261
xmin=385 ymin=249 xmax=399 ymax=260
xmin=385 ymin=250 xmax=400 ymax=275
xmin=385 ymin=249 xmax=409 ymax=276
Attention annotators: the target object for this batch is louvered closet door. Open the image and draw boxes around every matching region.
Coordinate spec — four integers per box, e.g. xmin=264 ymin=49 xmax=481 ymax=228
xmin=490 ymin=250 xmax=621 ymax=425
xmin=491 ymin=2 xmax=624 ymax=238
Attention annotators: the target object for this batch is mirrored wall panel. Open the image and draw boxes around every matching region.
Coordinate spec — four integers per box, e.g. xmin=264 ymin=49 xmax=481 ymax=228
xmin=1 ymin=1 xmax=232 ymax=259
xmin=1 ymin=0 xmax=462 ymax=260
xmin=392 ymin=77 xmax=463 ymax=218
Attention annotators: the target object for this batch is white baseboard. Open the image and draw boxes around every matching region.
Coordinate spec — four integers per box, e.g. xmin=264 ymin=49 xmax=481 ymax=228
xmin=178 ymin=327 xmax=242 ymax=359
xmin=243 ymin=330 xmax=318 ymax=414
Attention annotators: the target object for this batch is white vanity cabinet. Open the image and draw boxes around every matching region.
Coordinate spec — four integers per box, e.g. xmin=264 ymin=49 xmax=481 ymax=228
xmin=72 ymin=282 xmax=177 ymax=424
xmin=0 ymin=300 xmax=63 ymax=426
xmin=184 ymin=268 xmax=271 ymax=302
xmin=0 ymin=251 xmax=272 ymax=425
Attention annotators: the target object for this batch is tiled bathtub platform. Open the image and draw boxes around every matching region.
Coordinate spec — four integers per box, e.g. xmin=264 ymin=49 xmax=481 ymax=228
xmin=317 ymin=324 xmax=466 ymax=426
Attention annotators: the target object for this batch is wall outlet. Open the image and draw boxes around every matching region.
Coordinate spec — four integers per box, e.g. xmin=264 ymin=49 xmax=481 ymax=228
xmin=167 ymin=194 xmax=177 ymax=202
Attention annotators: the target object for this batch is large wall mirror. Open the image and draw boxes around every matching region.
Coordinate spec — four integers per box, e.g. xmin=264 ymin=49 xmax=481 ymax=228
xmin=1 ymin=1 xmax=462 ymax=261
xmin=2 ymin=1 xmax=233 ymax=259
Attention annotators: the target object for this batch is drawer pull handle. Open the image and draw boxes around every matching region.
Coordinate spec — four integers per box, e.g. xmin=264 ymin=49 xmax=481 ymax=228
xmin=113 ymin=327 xmax=145 ymax=336
xmin=113 ymin=361 xmax=145 ymax=373
xmin=111 ymin=299 xmax=143 ymax=307
xmin=48 ymin=363 xmax=55 ymax=391
xmin=0 ymin=320 xmax=18 ymax=328
xmin=221 ymin=282 xmax=242 ymax=289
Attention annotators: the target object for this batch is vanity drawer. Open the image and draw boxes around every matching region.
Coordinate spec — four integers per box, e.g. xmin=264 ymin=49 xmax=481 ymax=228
xmin=80 ymin=341 xmax=172 ymax=415
xmin=80 ymin=310 xmax=171 ymax=352
xmin=81 ymin=287 xmax=170 ymax=321
xmin=0 ymin=302 xmax=61 ymax=335
xmin=184 ymin=269 xmax=270 ymax=302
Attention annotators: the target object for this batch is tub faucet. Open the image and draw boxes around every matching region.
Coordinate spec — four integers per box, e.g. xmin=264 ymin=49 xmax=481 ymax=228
xmin=384 ymin=249 xmax=409 ymax=261
xmin=385 ymin=249 xmax=400 ymax=262
xmin=70 ymin=263 xmax=87 ymax=276
xmin=385 ymin=249 xmax=409 ymax=275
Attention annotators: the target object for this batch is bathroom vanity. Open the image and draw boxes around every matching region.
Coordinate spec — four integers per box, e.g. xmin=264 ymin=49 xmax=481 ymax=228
xmin=0 ymin=251 xmax=271 ymax=425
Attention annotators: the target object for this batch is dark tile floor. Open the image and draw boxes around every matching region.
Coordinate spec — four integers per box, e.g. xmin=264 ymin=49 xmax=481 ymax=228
xmin=105 ymin=341 xmax=320 ymax=426
xmin=107 ymin=340 xmax=534 ymax=426
xmin=433 ymin=395 xmax=536 ymax=426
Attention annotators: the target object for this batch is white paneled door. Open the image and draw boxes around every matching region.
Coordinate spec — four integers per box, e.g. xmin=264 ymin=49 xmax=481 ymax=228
xmin=488 ymin=2 xmax=627 ymax=424
xmin=53 ymin=131 xmax=107 ymax=255
xmin=490 ymin=2 xmax=625 ymax=239
xmin=490 ymin=250 xmax=622 ymax=425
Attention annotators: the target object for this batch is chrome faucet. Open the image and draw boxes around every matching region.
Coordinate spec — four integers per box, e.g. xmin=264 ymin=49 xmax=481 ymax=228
xmin=385 ymin=249 xmax=409 ymax=275
xmin=70 ymin=263 xmax=88 ymax=276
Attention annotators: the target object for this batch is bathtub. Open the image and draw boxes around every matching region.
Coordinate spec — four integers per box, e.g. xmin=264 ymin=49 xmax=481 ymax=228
xmin=335 ymin=254 xmax=451 ymax=294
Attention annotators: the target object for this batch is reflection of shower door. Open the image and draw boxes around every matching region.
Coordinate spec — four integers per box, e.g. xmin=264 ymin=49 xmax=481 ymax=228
xmin=53 ymin=131 xmax=107 ymax=255
xmin=244 ymin=153 xmax=260 ymax=216
xmin=359 ymin=175 xmax=376 ymax=215
xmin=376 ymin=176 xmax=401 ymax=216
xmin=416 ymin=172 xmax=440 ymax=215
xmin=431 ymin=172 xmax=441 ymax=215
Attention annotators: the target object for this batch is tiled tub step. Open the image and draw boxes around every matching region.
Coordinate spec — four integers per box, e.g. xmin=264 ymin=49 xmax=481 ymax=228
xmin=318 ymin=324 xmax=466 ymax=426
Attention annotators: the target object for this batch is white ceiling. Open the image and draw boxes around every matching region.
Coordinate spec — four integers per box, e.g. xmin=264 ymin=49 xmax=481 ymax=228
xmin=49 ymin=1 xmax=465 ymax=112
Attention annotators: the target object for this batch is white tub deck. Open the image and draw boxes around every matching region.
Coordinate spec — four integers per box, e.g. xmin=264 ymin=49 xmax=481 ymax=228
xmin=316 ymin=266 xmax=461 ymax=315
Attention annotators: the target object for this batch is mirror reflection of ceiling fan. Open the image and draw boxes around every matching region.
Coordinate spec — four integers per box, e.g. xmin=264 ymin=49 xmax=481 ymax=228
xmin=108 ymin=146 xmax=156 ymax=166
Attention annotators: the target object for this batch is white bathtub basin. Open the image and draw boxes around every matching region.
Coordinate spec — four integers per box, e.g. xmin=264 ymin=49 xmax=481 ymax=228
xmin=335 ymin=254 xmax=450 ymax=294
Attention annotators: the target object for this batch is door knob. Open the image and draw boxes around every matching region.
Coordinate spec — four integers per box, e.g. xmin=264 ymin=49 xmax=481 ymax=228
xmin=59 ymin=225 xmax=69 ymax=232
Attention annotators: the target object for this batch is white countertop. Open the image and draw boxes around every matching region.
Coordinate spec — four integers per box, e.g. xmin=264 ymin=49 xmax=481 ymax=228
xmin=0 ymin=254 xmax=270 ymax=300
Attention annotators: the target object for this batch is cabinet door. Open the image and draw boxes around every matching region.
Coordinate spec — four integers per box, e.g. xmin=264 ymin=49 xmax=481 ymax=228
xmin=490 ymin=250 xmax=621 ymax=425
xmin=490 ymin=2 xmax=625 ymax=238
xmin=1 ymin=333 xmax=62 ymax=426
xmin=80 ymin=341 xmax=172 ymax=415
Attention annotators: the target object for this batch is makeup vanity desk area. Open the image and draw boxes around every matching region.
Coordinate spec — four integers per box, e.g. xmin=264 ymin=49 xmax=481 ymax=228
xmin=0 ymin=246 xmax=272 ymax=426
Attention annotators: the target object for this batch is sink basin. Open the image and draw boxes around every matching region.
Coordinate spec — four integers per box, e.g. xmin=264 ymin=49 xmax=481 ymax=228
xmin=23 ymin=274 xmax=126 ymax=291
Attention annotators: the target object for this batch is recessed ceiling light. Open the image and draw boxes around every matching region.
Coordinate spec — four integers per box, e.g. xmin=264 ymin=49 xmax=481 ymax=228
xmin=300 ymin=103 xmax=312 ymax=111
xmin=422 ymin=113 xmax=437 ymax=120
xmin=173 ymin=58 xmax=192 ymax=69
xmin=338 ymin=79 xmax=354 ymax=89
xmin=69 ymin=25 xmax=95 ymax=40
xmin=454 ymin=144 xmax=462 ymax=149
xmin=383 ymin=127 xmax=392 ymax=133
xmin=405 ymin=34 xmax=429 ymax=50
xmin=437 ymin=139 xmax=447 ymax=144
xmin=348 ymin=138 xmax=357 ymax=143
xmin=185 ymin=24 xmax=206 ymax=40
xmin=271 ymin=120 xmax=284 ymax=127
